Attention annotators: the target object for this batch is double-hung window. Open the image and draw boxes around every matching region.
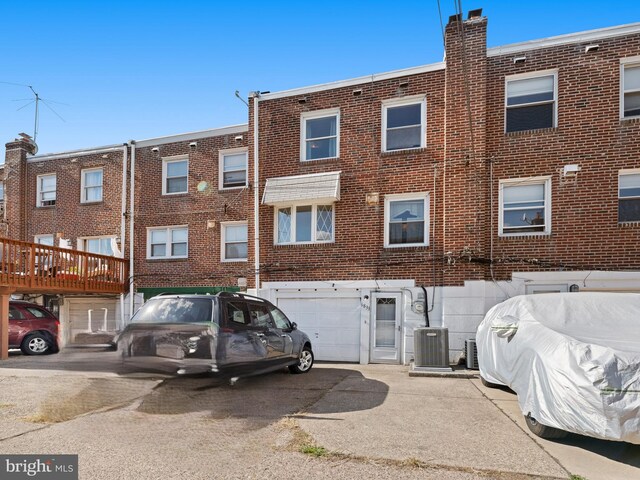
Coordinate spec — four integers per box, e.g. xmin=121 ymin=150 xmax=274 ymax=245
xmin=384 ymin=193 xmax=429 ymax=247
xmin=301 ymin=109 xmax=340 ymax=161
xmin=221 ymin=222 xmax=248 ymax=261
xmin=219 ymin=148 xmax=248 ymax=189
xmin=499 ymin=177 xmax=551 ymax=235
xmin=621 ymin=60 xmax=640 ymax=118
xmin=162 ymin=156 xmax=188 ymax=195
xmin=80 ymin=236 xmax=115 ymax=256
xmin=37 ymin=174 xmax=56 ymax=207
xmin=147 ymin=226 xmax=188 ymax=259
xmin=276 ymin=204 xmax=334 ymax=244
xmin=619 ymin=170 xmax=640 ymax=222
xmin=34 ymin=235 xmax=54 ymax=246
xmin=81 ymin=167 xmax=103 ymax=203
xmin=505 ymin=71 xmax=557 ymax=132
xmin=382 ymin=96 xmax=426 ymax=152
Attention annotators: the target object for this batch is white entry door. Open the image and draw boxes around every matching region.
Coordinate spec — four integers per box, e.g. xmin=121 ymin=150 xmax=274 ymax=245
xmin=370 ymin=292 xmax=401 ymax=363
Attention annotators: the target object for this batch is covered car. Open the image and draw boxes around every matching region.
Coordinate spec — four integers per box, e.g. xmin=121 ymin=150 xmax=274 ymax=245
xmin=477 ymin=292 xmax=640 ymax=444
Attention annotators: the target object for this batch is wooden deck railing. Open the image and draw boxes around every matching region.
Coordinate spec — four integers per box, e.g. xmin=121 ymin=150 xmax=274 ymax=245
xmin=0 ymin=237 xmax=128 ymax=294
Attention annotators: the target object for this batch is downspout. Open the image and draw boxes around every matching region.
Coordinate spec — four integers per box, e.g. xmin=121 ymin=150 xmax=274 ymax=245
xmin=128 ymin=141 xmax=136 ymax=321
xmin=251 ymin=92 xmax=261 ymax=293
xmin=120 ymin=144 xmax=128 ymax=330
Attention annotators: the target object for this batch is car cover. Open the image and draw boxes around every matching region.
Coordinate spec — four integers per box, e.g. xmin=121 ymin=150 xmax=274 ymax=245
xmin=477 ymin=292 xmax=640 ymax=444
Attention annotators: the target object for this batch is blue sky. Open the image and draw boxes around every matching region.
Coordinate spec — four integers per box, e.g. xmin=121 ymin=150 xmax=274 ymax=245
xmin=1 ymin=1 xmax=639 ymax=155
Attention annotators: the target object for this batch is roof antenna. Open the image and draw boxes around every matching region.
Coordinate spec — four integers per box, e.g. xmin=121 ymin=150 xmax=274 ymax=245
xmin=234 ymin=90 xmax=249 ymax=108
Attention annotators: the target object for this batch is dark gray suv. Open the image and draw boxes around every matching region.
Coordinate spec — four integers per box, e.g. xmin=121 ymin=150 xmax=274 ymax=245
xmin=117 ymin=292 xmax=313 ymax=377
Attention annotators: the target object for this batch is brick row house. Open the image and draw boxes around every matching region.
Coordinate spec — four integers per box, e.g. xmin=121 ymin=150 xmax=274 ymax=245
xmin=3 ymin=12 xmax=640 ymax=362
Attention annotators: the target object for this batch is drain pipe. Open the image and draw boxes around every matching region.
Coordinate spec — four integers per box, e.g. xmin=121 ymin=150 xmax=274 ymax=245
xmin=420 ymin=285 xmax=430 ymax=327
xmin=119 ymin=144 xmax=128 ymax=330
xmin=128 ymin=140 xmax=136 ymax=321
xmin=250 ymin=91 xmax=261 ymax=293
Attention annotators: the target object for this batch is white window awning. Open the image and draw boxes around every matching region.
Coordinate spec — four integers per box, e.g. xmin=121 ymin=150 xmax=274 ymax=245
xmin=262 ymin=171 xmax=341 ymax=205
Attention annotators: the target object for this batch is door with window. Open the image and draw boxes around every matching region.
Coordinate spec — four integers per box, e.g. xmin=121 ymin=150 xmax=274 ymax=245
xmin=370 ymin=293 xmax=402 ymax=363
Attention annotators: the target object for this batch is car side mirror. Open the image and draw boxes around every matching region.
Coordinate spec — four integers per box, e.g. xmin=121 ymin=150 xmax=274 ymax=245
xmin=291 ymin=322 xmax=297 ymax=330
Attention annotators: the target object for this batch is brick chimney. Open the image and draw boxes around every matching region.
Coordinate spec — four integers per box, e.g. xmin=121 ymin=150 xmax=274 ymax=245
xmin=4 ymin=134 xmax=37 ymax=240
xmin=443 ymin=10 xmax=489 ymax=282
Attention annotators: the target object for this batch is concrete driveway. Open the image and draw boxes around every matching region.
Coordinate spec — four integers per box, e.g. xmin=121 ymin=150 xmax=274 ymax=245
xmin=0 ymin=350 xmax=638 ymax=479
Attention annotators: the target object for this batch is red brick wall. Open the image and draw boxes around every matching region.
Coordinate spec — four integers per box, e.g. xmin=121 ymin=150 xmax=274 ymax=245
xmin=252 ymin=68 xmax=446 ymax=286
xmin=486 ymin=32 xmax=640 ymax=278
xmin=133 ymin=133 xmax=251 ymax=290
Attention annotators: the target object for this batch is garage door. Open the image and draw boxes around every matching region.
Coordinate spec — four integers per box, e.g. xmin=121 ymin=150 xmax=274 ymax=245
xmin=67 ymin=298 xmax=118 ymax=344
xmin=277 ymin=296 xmax=361 ymax=362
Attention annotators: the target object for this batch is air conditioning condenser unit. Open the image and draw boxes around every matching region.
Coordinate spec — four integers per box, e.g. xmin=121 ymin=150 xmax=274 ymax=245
xmin=465 ymin=338 xmax=479 ymax=369
xmin=413 ymin=327 xmax=451 ymax=371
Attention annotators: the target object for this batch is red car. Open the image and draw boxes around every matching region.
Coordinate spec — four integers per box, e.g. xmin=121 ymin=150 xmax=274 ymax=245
xmin=9 ymin=301 xmax=60 ymax=355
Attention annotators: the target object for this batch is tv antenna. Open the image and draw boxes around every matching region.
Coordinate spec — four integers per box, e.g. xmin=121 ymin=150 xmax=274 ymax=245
xmin=2 ymin=81 xmax=67 ymax=144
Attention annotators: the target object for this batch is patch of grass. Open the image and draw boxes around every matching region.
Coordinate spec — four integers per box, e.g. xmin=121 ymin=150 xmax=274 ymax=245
xmin=0 ymin=403 xmax=16 ymax=409
xmin=569 ymin=476 xmax=588 ymax=480
xmin=300 ymin=444 xmax=328 ymax=457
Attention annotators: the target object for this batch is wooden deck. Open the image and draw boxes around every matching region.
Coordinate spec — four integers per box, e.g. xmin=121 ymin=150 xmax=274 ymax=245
xmin=1 ymin=237 xmax=129 ymax=359
xmin=1 ymin=237 xmax=128 ymax=294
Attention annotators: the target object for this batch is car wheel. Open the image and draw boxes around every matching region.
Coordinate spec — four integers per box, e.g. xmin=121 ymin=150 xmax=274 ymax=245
xmin=480 ymin=376 xmax=500 ymax=388
xmin=289 ymin=346 xmax=313 ymax=374
xmin=21 ymin=333 xmax=50 ymax=355
xmin=525 ymin=414 xmax=568 ymax=439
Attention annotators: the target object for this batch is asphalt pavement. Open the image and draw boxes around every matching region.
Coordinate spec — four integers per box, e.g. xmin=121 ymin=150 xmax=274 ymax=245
xmin=0 ymin=349 xmax=638 ymax=480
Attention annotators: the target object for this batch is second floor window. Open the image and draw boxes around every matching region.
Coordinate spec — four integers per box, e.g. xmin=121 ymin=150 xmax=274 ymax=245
xmin=506 ymin=71 xmax=557 ymax=132
xmin=162 ymin=156 xmax=188 ymax=195
xmin=382 ymin=96 xmax=426 ymax=152
xmin=34 ymin=235 xmax=54 ymax=246
xmin=619 ymin=171 xmax=640 ymax=222
xmin=0 ymin=181 xmax=4 ymax=201
xmin=276 ymin=204 xmax=333 ymax=244
xmin=219 ymin=149 xmax=248 ymax=189
xmin=147 ymin=226 xmax=188 ymax=259
xmin=301 ymin=109 xmax=339 ymax=161
xmin=37 ymin=174 xmax=56 ymax=207
xmin=81 ymin=168 xmax=103 ymax=203
xmin=622 ymin=62 xmax=640 ymax=118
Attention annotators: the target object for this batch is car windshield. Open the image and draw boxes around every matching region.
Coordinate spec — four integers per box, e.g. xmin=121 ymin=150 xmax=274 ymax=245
xmin=131 ymin=297 xmax=213 ymax=324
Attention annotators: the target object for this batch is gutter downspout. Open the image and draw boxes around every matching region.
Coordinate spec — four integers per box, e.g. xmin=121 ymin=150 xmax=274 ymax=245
xmin=120 ymin=144 xmax=128 ymax=330
xmin=251 ymin=92 xmax=261 ymax=293
xmin=128 ymin=141 xmax=136 ymax=321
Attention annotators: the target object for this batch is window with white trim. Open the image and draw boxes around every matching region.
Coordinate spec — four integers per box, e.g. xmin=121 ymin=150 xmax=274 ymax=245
xmin=621 ymin=62 xmax=640 ymax=118
xmin=219 ymin=148 xmax=247 ymax=189
xmin=384 ymin=193 xmax=429 ymax=247
xmin=505 ymin=71 xmax=556 ymax=132
xmin=34 ymin=235 xmax=54 ymax=246
xmin=79 ymin=236 xmax=115 ymax=256
xmin=162 ymin=156 xmax=188 ymax=195
xmin=275 ymin=204 xmax=334 ymax=244
xmin=221 ymin=222 xmax=248 ymax=261
xmin=301 ymin=109 xmax=339 ymax=161
xmin=37 ymin=174 xmax=56 ymax=207
xmin=382 ymin=96 xmax=426 ymax=152
xmin=147 ymin=226 xmax=188 ymax=259
xmin=619 ymin=170 xmax=640 ymax=222
xmin=499 ymin=177 xmax=551 ymax=235
xmin=81 ymin=167 xmax=103 ymax=203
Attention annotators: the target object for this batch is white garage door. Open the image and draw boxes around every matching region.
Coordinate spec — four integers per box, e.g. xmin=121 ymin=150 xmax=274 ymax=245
xmin=277 ymin=296 xmax=361 ymax=362
xmin=67 ymin=298 xmax=118 ymax=344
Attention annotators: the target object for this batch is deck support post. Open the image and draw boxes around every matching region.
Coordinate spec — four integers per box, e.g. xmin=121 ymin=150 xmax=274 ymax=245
xmin=0 ymin=287 xmax=15 ymax=360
